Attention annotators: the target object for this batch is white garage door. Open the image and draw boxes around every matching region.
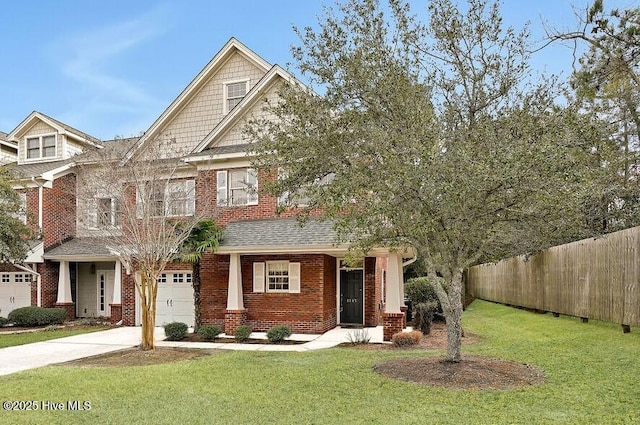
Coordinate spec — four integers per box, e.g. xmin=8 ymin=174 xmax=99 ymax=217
xmin=0 ymin=273 xmax=32 ymax=318
xmin=137 ymin=271 xmax=194 ymax=327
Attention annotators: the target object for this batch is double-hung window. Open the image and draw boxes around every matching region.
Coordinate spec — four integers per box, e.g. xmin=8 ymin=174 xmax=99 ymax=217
xmin=224 ymin=80 xmax=249 ymax=114
xmin=137 ymin=180 xmax=195 ymax=217
xmin=26 ymin=135 xmax=56 ymax=160
xmin=252 ymin=261 xmax=301 ymax=293
xmin=96 ymin=198 xmax=121 ymax=228
xmin=216 ymin=169 xmax=258 ymax=206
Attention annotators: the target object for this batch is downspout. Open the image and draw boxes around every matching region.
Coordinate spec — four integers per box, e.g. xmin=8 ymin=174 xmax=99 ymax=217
xmin=402 ymin=254 xmax=417 ymax=268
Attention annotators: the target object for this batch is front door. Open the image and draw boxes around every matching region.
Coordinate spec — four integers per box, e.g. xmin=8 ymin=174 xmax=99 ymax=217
xmin=97 ymin=271 xmax=115 ymax=317
xmin=340 ymin=269 xmax=363 ymax=324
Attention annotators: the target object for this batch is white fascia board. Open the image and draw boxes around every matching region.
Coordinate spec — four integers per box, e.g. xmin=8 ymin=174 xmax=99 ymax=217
xmin=42 ymin=254 xmax=116 ymax=262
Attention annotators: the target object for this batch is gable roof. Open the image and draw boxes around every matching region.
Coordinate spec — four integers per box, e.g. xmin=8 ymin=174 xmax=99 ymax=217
xmin=7 ymin=111 xmax=102 ymax=148
xmin=122 ymin=37 xmax=272 ymax=163
xmin=190 ymin=64 xmax=299 ymax=155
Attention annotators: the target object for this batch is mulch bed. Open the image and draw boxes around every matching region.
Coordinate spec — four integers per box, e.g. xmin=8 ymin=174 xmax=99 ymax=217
xmin=374 ymin=355 xmax=546 ymax=390
xmin=180 ymin=333 xmax=304 ymax=345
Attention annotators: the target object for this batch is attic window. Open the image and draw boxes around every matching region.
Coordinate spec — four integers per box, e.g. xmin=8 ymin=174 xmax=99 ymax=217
xmin=224 ymin=80 xmax=249 ymax=114
xmin=26 ymin=134 xmax=56 ymax=159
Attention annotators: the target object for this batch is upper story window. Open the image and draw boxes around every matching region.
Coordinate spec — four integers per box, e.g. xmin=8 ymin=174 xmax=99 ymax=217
xmin=223 ymin=80 xmax=249 ymax=114
xmin=26 ymin=134 xmax=56 ymax=160
xmin=216 ymin=168 xmax=258 ymax=206
xmin=97 ymin=198 xmax=121 ymax=228
xmin=137 ymin=179 xmax=196 ymax=218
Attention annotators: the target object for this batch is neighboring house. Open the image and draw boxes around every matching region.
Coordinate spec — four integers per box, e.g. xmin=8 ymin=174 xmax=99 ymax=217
xmin=2 ymin=38 xmax=409 ymax=340
xmin=0 ymin=131 xmax=18 ymax=165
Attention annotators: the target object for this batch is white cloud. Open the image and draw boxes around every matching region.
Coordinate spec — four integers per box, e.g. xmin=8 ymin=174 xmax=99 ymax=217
xmin=48 ymin=4 xmax=174 ymax=138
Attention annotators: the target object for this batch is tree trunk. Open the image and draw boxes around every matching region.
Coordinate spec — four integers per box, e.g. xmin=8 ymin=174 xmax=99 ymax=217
xmin=193 ymin=259 xmax=202 ymax=333
xmin=444 ymin=270 xmax=464 ymax=362
xmin=139 ymin=272 xmax=157 ymax=350
xmin=431 ymin=269 xmax=464 ymax=362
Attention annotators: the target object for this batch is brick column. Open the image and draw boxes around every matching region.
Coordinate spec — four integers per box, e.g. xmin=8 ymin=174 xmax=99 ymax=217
xmin=55 ymin=302 xmax=75 ymax=321
xmin=109 ymin=304 xmax=122 ymax=324
xmin=400 ymin=305 xmax=408 ymax=328
xmin=382 ymin=312 xmax=404 ymax=341
xmin=225 ymin=309 xmax=247 ymax=335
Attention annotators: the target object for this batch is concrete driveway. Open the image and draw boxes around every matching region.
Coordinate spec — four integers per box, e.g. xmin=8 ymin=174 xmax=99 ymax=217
xmin=0 ymin=327 xmax=157 ymax=376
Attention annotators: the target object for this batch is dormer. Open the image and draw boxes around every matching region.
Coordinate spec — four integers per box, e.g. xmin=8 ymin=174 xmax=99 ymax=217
xmin=7 ymin=111 xmax=101 ymax=165
xmin=0 ymin=131 xmax=18 ymax=165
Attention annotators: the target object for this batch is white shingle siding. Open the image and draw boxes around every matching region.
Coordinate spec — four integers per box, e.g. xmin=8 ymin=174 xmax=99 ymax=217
xmin=149 ymin=52 xmax=267 ymax=156
xmin=218 ymin=82 xmax=282 ymax=147
xmin=64 ymin=138 xmax=84 ymax=158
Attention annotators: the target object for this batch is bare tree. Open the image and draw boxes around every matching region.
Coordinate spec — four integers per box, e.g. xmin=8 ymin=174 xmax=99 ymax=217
xmin=76 ymin=136 xmax=215 ymax=350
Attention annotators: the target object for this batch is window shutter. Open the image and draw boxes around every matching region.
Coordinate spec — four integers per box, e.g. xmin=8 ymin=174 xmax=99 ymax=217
xmin=217 ymin=171 xmax=228 ymax=206
xmin=253 ymin=262 xmax=265 ymax=292
xmin=186 ymin=179 xmax=195 ymax=216
xmin=289 ymin=262 xmax=301 ymax=293
xmin=247 ymin=168 xmax=258 ymax=205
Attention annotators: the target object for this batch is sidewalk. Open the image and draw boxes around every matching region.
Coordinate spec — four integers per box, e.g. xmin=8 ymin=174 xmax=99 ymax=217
xmin=0 ymin=326 xmax=387 ymax=376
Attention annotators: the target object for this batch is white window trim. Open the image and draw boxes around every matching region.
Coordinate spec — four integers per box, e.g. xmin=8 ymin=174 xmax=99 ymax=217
xmin=253 ymin=261 xmax=301 ymax=294
xmin=94 ymin=197 xmax=121 ymax=229
xmin=216 ymin=169 xmax=258 ymax=207
xmin=24 ymin=133 xmax=57 ymax=161
xmin=136 ymin=179 xmax=196 ymax=218
xmin=223 ymin=79 xmax=249 ymax=115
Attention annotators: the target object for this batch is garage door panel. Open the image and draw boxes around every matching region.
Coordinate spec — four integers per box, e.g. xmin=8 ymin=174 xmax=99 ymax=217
xmin=0 ymin=274 xmax=32 ymax=317
xmin=138 ymin=272 xmax=194 ymax=327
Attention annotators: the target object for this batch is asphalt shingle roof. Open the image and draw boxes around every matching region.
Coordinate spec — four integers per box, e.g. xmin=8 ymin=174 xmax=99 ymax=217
xmin=197 ymin=143 xmax=250 ymax=157
xmin=221 ymin=218 xmax=340 ymax=248
xmin=44 ymin=238 xmax=115 ymax=258
xmin=4 ymin=158 xmax=75 ymax=179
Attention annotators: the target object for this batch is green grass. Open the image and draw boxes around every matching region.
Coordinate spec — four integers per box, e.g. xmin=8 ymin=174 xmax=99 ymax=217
xmin=0 ymin=327 xmax=110 ymax=348
xmin=1 ymin=300 xmax=639 ymax=424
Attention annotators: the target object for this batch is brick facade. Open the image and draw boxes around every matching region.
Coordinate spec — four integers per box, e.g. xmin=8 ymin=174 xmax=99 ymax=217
xmin=42 ymin=173 xmax=76 ymax=249
xmin=382 ymin=312 xmax=404 ymax=341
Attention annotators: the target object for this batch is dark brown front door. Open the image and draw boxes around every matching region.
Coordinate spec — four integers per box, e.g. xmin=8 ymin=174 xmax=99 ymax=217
xmin=340 ymin=269 xmax=363 ymax=324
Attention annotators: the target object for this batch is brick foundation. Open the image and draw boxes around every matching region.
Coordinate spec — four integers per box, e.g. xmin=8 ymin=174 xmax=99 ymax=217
xmin=224 ymin=309 xmax=247 ymax=335
xmin=55 ymin=302 xmax=76 ymax=321
xmin=382 ymin=312 xmax=405 ymax=341
xmin=109 ymin=304 xmax=122 ymax=324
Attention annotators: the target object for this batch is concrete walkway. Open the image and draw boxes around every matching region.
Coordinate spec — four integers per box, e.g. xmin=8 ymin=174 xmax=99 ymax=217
xmin=0 ymin=325 xmax=388 ymax=376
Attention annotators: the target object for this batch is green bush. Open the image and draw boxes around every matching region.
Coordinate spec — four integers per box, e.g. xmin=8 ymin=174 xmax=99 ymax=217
xmin=234 ymin=325 xmax=252 ymax=342
xmin=266 ymin=325 xmax=292 ymax=343
xmin=0 ymin=316 xmax=8 ymax=327
xmin=7 ymin=307 xmax=66 ymax=327
xmin=404 ymin=276 xmax=443 ymax=305
xmin=392 ymin=330 xmax=423 ymax=347
xmin=198 ymin=325 xmax=221 ymax=341
xmin=413 ymin=301 xmax=438 ymax=334
xmin=164 ymin=322 xmax=188 ymax=341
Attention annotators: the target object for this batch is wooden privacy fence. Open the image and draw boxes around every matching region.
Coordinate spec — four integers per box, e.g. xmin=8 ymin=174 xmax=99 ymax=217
xmin=466 ymin=226 xmax=640 ymax=327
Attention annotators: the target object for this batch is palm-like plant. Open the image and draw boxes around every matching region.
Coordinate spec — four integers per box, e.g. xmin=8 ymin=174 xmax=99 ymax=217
xmin=178 ymin=219 xmax=223 ymax=332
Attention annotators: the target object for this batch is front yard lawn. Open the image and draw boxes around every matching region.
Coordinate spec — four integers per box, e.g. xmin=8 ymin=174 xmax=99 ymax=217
xmin=1 ymin=300 xmax=638 ymax=424
xmin=0 ymin=326 xmax=110 ymax=348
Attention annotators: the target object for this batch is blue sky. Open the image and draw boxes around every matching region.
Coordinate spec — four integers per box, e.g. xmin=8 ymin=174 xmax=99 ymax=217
xmin=0 ymin=0 xmax=636 ymax=140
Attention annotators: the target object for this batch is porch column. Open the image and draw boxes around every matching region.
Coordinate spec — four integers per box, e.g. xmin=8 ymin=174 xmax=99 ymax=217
xmin=110 ymin=260 xmax=123 ymax=324
xmin=55 ymin=261 xmax=75 ymax=320
xmin=225 ymin=253 xmax=246 ymax=334
xmin=382 ymin=252 xmax=404 ymax=341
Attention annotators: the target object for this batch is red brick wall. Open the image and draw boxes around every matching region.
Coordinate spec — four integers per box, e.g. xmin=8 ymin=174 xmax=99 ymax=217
xmin=21 ymin=188 xmax=40 ymax=234
xmin=36 ymin=261 xmax=59 ymax=308
xmin=121 ymin=270 xmax=136 ymax=326
xmin=42 ymin=174 xmax=76 ymax=249
xmin=364 ymin=257 xmax=378 ymax=327
xmin=199 ymin=253 xmax=337 ymax=334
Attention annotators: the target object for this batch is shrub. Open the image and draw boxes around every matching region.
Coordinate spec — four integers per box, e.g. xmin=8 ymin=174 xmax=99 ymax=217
xmin=234 ymin=325 xmax=252 ymax=342
xmin=392 ymin=330 xmax=423 ymax=348
xmin=7 ymin=307 xmax=66 ymax=327
xmin=198 ymin=325 xmax=221 ymax=341
xmin=164 ymin=322 xmax=188 ymax=341
xmin=413 ymin=301 xmax=439 ymax=335
xmin=405 ymin=276 xmax=444 ymax=305
xmin=0 ymin=317 xmax=8 ymax=327
xmin=266 ymin=325 xmax=292 ymax=343
xmin=346 ymin=328 xmax=371 ymax=345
